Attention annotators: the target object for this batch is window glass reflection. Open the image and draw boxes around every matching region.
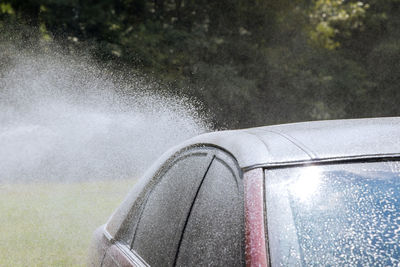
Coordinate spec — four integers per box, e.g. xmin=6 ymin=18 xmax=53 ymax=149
xmin=265 ymin=161 xmax=400 ymax=266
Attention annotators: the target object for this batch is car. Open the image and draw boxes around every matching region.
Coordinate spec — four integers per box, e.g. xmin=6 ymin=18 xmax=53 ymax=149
xmin=89 ymin=117 xmax=400 ymax=266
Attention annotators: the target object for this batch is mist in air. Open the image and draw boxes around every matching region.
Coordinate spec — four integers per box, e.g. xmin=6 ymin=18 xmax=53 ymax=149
xmin=0 ymin=46 xmax=209 ymax=182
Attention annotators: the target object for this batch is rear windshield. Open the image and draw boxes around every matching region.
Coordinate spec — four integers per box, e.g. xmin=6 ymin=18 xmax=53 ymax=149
xmin=265 ymin=161 xmax=400 ymax=266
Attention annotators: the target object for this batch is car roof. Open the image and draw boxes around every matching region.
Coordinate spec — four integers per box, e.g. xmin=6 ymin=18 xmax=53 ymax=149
xmin=106 ymin=117 xmax=400 ymax=237
xmin=179 ymin=117 xmax=400 ymax=169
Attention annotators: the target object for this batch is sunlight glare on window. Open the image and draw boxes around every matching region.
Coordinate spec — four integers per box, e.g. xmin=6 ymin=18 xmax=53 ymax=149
xmin=289 ymin=166 xmax=322 ymax=203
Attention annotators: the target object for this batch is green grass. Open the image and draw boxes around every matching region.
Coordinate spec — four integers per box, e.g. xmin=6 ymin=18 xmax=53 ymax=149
xmin=0 ymin=179 xmax=135 ymax=266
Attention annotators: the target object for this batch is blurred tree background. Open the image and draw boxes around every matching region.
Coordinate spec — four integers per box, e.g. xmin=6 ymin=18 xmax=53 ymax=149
xmin=0 ymin=0 xmax=399 ymax=128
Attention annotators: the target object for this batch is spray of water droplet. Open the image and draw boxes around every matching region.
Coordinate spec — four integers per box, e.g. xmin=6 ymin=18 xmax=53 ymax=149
xmin=0 ymin=45 xmax=210 ymax=182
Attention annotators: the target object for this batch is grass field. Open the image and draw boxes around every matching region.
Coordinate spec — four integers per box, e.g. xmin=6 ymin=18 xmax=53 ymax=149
xmin=0 ymin=179 xmax=135 ymax=266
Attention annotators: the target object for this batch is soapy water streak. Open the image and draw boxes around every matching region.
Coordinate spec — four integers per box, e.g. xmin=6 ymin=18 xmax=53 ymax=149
xmin=0 ymin=49 xmax=209 ymax=182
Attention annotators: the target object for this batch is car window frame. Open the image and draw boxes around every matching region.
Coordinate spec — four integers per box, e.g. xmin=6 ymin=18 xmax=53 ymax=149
xmin=128 ymin=150 xmax=213 ymax=257
xmin=113 ymin=147 xmax=214 ymax=243
xmin=108 ymin=146 xmax=219 ymax=266
xmin=174 ymin=148 xmax=246 ymax=266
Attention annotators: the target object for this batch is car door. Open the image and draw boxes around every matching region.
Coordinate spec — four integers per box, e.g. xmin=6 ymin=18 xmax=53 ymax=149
xmin=101 ymin=148 xmax=214 ymax=266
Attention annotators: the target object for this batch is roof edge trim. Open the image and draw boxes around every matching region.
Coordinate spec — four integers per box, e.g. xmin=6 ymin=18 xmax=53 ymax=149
xmin=244 ymin=153 xmax=400 ymax=171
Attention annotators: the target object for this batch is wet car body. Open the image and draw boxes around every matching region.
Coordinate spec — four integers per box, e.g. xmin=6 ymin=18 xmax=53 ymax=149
xmin=89 ymin=117 xmax=400 ymax=266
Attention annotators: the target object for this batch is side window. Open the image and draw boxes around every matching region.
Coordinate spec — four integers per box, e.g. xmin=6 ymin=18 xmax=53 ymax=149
xmin=175 ymin=152 xmax=245 ymax=266
xmin=131 ymin=151 xmax=212 ymax=267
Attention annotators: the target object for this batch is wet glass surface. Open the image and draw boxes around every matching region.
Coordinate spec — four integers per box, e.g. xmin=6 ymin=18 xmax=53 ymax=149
xmin=265 ymin=161 xmax=400 ymax=266
xmin=175 ymin=158 xmax=244 ymax=266
xmin=131 ymin=154 xmax=210 ymax=266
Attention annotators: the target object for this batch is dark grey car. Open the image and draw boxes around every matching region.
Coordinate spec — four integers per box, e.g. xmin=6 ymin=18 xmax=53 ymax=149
xmin=89 ymin=117 xmax=400 ymax=266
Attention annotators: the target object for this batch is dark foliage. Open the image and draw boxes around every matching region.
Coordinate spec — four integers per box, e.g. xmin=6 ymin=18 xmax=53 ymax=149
xmin=1 ymin=0 xmax=399 ymax=128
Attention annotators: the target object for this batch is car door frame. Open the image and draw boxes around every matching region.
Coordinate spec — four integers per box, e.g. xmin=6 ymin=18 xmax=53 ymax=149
xmin=173 ymin=148 xmax=246 ymax=266
xmin=102 ymin=146 xmax=216 ymax=266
